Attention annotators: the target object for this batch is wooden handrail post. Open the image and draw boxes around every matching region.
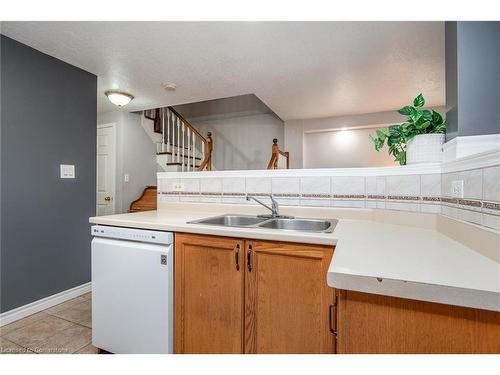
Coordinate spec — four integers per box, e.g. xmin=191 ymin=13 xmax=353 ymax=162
xmin=198 ymin=131 xmax=213 ymax=171
xmin=267 ymin=138 xmax=289 ymax=169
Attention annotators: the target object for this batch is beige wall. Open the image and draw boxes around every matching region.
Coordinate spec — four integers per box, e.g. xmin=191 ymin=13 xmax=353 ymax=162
xmin=285 ymin=107 xmax=446 ymax=168
xmin=304 ymin=127 xmax=396 ymax=168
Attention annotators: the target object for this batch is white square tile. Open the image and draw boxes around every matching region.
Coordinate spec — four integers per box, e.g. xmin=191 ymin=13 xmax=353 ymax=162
xmin=441 ymin=172 xmax=459 ymax=197
xmin=332 ymin=176 xmax=365 ymax=196
xmin=200 ymin=178 xmax=222 ymax=193
xmin=420 ymin=174 xmax=441 ymax=197
xmin=300 ymin=177 xmax=331 ymax=195
xmin=272 ymin=177 xmax=300 ymax=195
xmin=459 ymin=169 xmax=482 ymax=200
xmin=456 ymin=208 xmax=482 ymax=225
xmin=421 ymin=203 xmax=441 ymax=214
xmin=365 ymin=176 xmax=386 ymax=196
xmin=483 ymin=165 xmax=500 ymax=202
xmin=332 ymin=200 xmax=365 ymax=208
xmin=222 ymin=177 xmax=245 ymax=194
xmin=386 ymin=175 xmax=420 ymax=196
xmin=482 ymin=213 xmax=500 ymax=231
xmin=299 ymin=198 xmax=331 ymax=207
xmin=385 ymin=201 xmax=420 ymax=212
xmin=246 ymin=177 xmax=271 ymax=195
xmin=179 ymin=178 xmax=200 ymax=194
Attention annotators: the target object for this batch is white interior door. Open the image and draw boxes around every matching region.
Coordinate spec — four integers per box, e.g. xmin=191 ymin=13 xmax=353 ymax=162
xmin=97 ymin=124 xmax=116 ymax=216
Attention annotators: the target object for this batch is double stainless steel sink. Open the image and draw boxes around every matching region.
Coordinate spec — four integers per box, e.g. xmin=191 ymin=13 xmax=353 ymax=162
xmin=188 ymin=214 xmax=337 ymax=233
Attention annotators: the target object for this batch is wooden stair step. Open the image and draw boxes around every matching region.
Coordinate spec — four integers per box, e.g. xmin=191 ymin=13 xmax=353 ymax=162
xmin=167 ymin=162 xmax=201 ymax=168
xmin=157 ymin=151 xmax=202 ymax=160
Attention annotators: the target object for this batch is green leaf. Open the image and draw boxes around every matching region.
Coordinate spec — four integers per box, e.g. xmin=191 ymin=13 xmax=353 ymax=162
xmin=398 ymin=106 xmax=414 ymax=116
xmin=376 ymin=129 xmax=387 ymax=141
xmin=413 ymin=93 xmax=425 ymax=107
xmin=432 ymin=110 xmax=444 ymax=125
xmin=409 ymin=107 xmax=422 ymax=123
xmin=416 ymin=121 xmax=431 ymax=130
xmin=422 ymin=109 xmax=433 ymax=121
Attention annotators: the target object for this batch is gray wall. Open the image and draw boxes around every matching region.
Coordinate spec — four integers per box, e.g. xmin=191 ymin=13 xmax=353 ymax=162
xmin=97 ymin=111 xmax=157 ymax=213
xmin=191 ymin=113 xmax=284 ymax=171
xmin=445 ymin=22 xmax=500 ymax=139
xmin=1 ymin=35 xmax=97 ymax=312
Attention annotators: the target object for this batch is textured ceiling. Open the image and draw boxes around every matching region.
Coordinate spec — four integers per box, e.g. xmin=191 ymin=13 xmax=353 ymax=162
xmin=1 ymin=21 xmax=445 ymax=120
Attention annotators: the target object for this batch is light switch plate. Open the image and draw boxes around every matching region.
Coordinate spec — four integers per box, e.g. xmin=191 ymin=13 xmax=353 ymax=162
xmin=124 ymin=174 xmax=130 ymax=183
xmin=172 ymin=182 xmax=185 ymax=192
xmin=451 ymin=180 xmax=464 ymax=198
xmin=60 ymin=164 xmax=75 ymax=179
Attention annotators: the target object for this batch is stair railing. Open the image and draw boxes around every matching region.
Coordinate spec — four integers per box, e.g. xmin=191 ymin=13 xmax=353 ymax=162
xmin=145 ymin=107 xmax=213 ymax=171
xmin=267 ymin=138 xmax=289 ymax=169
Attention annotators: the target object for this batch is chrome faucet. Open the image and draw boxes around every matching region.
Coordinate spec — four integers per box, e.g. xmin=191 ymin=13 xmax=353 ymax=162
xmin=246 ymin=194 xmax=292 ymax=218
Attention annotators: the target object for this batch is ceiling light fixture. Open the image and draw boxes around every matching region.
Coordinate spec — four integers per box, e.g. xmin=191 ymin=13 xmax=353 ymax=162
xmin=105 ymin=90 xmax=134 ymax=106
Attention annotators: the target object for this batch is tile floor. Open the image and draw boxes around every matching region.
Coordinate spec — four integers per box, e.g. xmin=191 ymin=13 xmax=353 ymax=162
xmin=0 ymin=293 xmax=98 ymax=354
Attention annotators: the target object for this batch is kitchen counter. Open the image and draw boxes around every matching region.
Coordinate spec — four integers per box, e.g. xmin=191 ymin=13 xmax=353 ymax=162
xmin=89 ymin=204 xmax=500 ymax=312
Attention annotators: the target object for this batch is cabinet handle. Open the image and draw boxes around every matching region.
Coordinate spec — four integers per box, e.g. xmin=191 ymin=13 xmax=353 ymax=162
xmin=247 ymin=244 xmax=253 ymax=272
xmin=234 ymin=244 xmax=240 ymax=271
xmin=329 ymin=296 xmax=338 ymax=336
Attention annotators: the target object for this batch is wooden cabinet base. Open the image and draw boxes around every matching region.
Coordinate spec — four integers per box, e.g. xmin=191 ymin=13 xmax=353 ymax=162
xmin=336 ymin=290 xmax=500 ymax=354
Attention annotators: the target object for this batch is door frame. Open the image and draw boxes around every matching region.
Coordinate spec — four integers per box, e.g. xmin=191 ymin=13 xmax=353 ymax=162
xmin=96 ymin=123 xmax=117 ymax=215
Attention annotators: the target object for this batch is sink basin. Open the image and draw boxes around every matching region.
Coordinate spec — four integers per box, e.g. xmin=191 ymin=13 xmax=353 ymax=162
xmin=257 ymin=218 xmax=337 ymax=233
xmin=189 ymin=215 xmax=269 ymax=227
xmin=189 ymin=214 xmax=337 ymax=233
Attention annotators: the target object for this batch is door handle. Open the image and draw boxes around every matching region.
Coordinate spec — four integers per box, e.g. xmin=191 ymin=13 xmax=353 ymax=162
xmin=247 ymin=244 xmax=253 ymax=272
xmin=234 ymin=243 xmax=240 ymax=271
xmin=105 ymin=196 xmax=112 ymax=202
xmin=329 ymin=295 xmax=338 ymax=336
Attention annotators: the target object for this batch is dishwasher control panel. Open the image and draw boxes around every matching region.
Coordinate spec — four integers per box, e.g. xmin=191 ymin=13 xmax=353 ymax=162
xmin=91 ymin=225 xmax=173 ymax=244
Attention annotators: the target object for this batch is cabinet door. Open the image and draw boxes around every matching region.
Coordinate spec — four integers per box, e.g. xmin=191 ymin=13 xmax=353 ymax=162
xmin=244 ymin=240 xmax=336 ymax=353
xmin=174 ymin=233 xmax=244 ymax=353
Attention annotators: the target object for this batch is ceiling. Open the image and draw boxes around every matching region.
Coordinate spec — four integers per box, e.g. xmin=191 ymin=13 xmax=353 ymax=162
xmin=173 ymin=94 xmax=279 ymax=121
xmin=1 ymin=21 xmax=445 ymax=120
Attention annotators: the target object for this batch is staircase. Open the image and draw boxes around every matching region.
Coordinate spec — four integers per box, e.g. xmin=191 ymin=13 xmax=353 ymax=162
xmin=144 ymin=107 xmax=213 ymax=172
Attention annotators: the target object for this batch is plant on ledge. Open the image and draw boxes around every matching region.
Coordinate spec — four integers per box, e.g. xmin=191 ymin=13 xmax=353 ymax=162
xmin=369 ymin=94 xmax=446 ymax=165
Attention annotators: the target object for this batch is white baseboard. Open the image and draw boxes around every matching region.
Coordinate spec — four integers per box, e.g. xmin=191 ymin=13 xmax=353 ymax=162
xmin=0 ymin=282 xmax=91 ymax=327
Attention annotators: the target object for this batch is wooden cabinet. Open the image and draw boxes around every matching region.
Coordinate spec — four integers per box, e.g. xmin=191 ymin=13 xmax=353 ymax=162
xmin=244 ymin=240 xmax=335 ymax=353
xmin=336 ymin=290 xmax=500 ymax=354
xmin=174 ymin=233 xmax=244 ymax=353
xmin=174 ymin=233 xmax=336 ymax=354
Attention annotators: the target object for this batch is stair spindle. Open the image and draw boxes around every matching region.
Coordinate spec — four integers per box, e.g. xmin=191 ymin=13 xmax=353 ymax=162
xmin=177 ymin=117 xmax=181 ymax=163
xmin=187 ymin=128 xmax=191 ymax=171
xmin=181 ymin=123 xmax=186 ymax=172
xmin=161 ymin=108 xmax=166 ymax=153
xmin=166 ymin=108 xmax=170 ymax=155
xmin=192 ymin=131 xmax=196 ymax=171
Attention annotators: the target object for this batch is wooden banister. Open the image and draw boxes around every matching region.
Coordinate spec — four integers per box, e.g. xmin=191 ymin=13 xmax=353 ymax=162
xmin=144 ymin=106 xmax=213 ymax=171
xmin=267 ymin=138 xmax=289 ymax=169
xmin=167 ymin=106 xmax=206 ymax=142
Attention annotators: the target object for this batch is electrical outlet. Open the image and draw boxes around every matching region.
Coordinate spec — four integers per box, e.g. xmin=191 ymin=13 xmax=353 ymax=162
xmin=172 ymin=182 xmax=185 ymax=192
xmin=451 ymin=180 xmax=464 ymax=198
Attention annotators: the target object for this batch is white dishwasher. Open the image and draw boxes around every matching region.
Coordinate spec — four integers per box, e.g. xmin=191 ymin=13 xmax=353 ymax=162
xmin=91 ymin=225 xmax=173 ymax=354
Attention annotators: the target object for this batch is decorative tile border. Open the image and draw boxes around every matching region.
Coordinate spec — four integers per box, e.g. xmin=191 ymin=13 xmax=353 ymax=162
xmin=387 ymin=195 xmax=421 ymax=201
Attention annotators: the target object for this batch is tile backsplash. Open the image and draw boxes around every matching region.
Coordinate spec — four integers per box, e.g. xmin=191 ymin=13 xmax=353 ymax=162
xmin=158 ymin=152 xmax=500 ymax=232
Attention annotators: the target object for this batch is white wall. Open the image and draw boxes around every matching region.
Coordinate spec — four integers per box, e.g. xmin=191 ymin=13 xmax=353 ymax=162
xmin=190 ymin=113 xmax=284 ymax=171
xmin=285 ymin=107 xmax=446 ymax=168
xmin=304 ymin=128 xmax=396 ymax=168
xmin=97 ymin=111 xmax=157 ymax=213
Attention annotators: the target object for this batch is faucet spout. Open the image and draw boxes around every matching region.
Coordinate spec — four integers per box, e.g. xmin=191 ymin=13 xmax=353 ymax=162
xmin=246 ymin=195 xmax=280 ymax=217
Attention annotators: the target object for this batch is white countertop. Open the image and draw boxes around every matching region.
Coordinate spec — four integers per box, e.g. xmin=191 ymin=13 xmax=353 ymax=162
xmin=89 ymin=205 xmax=500 ymax=312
